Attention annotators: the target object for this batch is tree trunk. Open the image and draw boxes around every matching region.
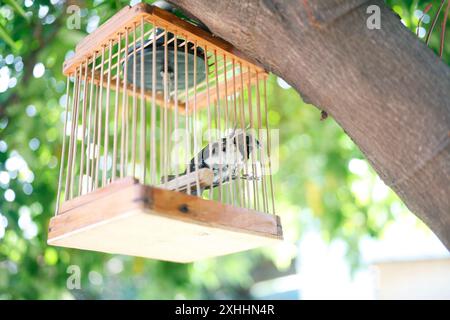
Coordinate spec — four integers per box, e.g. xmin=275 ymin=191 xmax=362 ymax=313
xmin=169 ymin=0 xmax=450 ymax=248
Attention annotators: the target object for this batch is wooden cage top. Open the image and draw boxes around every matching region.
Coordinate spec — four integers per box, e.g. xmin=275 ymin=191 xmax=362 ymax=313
xmin=63 ymin=3 xmax=266 ymax=76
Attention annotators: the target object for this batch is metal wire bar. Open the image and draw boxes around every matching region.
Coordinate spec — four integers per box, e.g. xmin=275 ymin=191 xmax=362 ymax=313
xmin=90 ymin=84 xmax=99 ymax=191
xmin=185 ymin=38 xmax=191 ymax=195
xmin=255 ymin=72 xmax=268 ymax=213
xmin=64 ymin=69 xmax=77 ymax=201
xmin=167 ymin=89 xmax=173 ymax=187
xmin=247 ymin=66 xmax=259 ymax=211
xmin=213 ymin=50 xmax=223 ymax=202
xmin=150 ymin=24 xmax=157 ymax=185
xmin=140 ymin=18 xmax=146 ymax=183
xmin=131 ymin=23 xmax=138 ymax=178
xmin=193 ymin=42 xmax=201 ymax=196
xmin=163 ymin=29 xmax=169 ymax=186
xmin=112 ymin=33 xmax=122 ymax=181
xmin=55 ymin=76 xmax=71 ymax=215
xmin=203 ymin=46 xmax=213 ymax=200
xmin=238 ymin=62 xmax=250 ymax=208
xmin=173 ymin=35 xmax=180 ymax=191
xmin=263 ymin=78 xmax=276 ymax=215
xmin=102 ymin=40 xmax=113 ymax=187
xmin=78 ymin=59 xmax=89 ymax=195
xmin=86 ymin=51 xmax=97 ymax=192
xmin=124 ymin=91 xmax=130 ymax=177
xmin=94 ymin=46 xmax=106 ymax=189
xmin=223 ymin=54 xmax=235 ymax=205
xmin=231 ymin=59 xmax=244 ymax=207
xmin=69 ymin=66 xmax=83 ymax=199
xmin=120 ymin=29 xmax=129 ymax=178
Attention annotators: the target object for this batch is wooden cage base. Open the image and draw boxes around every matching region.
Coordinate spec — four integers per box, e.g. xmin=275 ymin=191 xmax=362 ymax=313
xmin=48 ymin=178 xmax=283 ymax=263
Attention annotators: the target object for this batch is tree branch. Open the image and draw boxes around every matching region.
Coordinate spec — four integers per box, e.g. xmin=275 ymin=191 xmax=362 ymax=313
xmin=169 ymin=0 xmax=450 ymax=248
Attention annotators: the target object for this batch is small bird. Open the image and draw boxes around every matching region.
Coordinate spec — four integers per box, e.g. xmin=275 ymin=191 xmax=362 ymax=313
xmin=163 ymin=129 xmax=261 ymax=196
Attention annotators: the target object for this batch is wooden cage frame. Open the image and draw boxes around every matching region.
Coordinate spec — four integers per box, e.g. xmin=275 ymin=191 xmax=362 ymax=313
xmin=62 ymin=4 xmax=264 ymax=112
xmin=48 ymin=3 xmax=283 ymax=263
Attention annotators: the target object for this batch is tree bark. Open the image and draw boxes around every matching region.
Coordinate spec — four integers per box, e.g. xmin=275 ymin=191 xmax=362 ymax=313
xmin=169 ymin=0 xmax=450 ymax=248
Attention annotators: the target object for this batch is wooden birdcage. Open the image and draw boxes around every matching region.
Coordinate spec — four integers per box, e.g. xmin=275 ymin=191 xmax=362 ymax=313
xmin=47 ymin=3 xmax=283 ymax=263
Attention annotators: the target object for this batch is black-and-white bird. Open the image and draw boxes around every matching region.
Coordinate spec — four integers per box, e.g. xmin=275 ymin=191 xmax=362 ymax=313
xmin=164 ymin=129 xmax=261 ymax=195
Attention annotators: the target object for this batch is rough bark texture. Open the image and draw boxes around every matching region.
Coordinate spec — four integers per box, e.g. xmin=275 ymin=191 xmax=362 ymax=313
xmin=169 ymin=0 xmax=450 ymax=248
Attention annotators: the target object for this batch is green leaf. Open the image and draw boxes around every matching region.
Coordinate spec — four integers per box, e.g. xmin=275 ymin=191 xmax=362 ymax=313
xmin=5 ymin=0 xmax=30 ymax=21
xmin=0 ymin=23 xmax=17 ymax=50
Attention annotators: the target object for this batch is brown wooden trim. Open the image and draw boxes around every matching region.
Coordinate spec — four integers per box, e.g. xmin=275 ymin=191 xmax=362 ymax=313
xmin=49 ymin=183 xmax=145 ymax=239
xmin=59 ymin=176 xmax=138 ymax=214
xmin=49 ymin=178 xmax=282 ymax=242
xmin=63 ymin=4 xmax=151 ymax=75
xmin=147 ymin=186 xmax=283 ymax=239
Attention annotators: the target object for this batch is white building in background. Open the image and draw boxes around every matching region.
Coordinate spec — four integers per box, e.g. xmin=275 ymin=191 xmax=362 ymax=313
xmin=251 ymin=211 xmax=450 ymax=300
xmin=373 ymin=258 xmax=450 ymax=299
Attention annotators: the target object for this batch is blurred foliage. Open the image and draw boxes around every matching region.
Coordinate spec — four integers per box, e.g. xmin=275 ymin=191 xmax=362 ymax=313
xmin=0 ymin=0 xmax=448 ymax=299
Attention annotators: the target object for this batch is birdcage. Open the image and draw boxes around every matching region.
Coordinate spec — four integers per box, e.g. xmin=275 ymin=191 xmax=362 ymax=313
xmin=47 ymin=3 xmax=283 ymax=263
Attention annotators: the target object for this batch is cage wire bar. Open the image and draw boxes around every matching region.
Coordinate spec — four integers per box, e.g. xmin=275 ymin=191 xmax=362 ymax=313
xmin=55 ymin=4 xmax=276 ymax=218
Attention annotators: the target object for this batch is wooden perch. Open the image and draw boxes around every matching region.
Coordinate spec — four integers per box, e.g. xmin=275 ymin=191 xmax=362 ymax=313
xmin=159 ymin=168 xmax=214 ymax=193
